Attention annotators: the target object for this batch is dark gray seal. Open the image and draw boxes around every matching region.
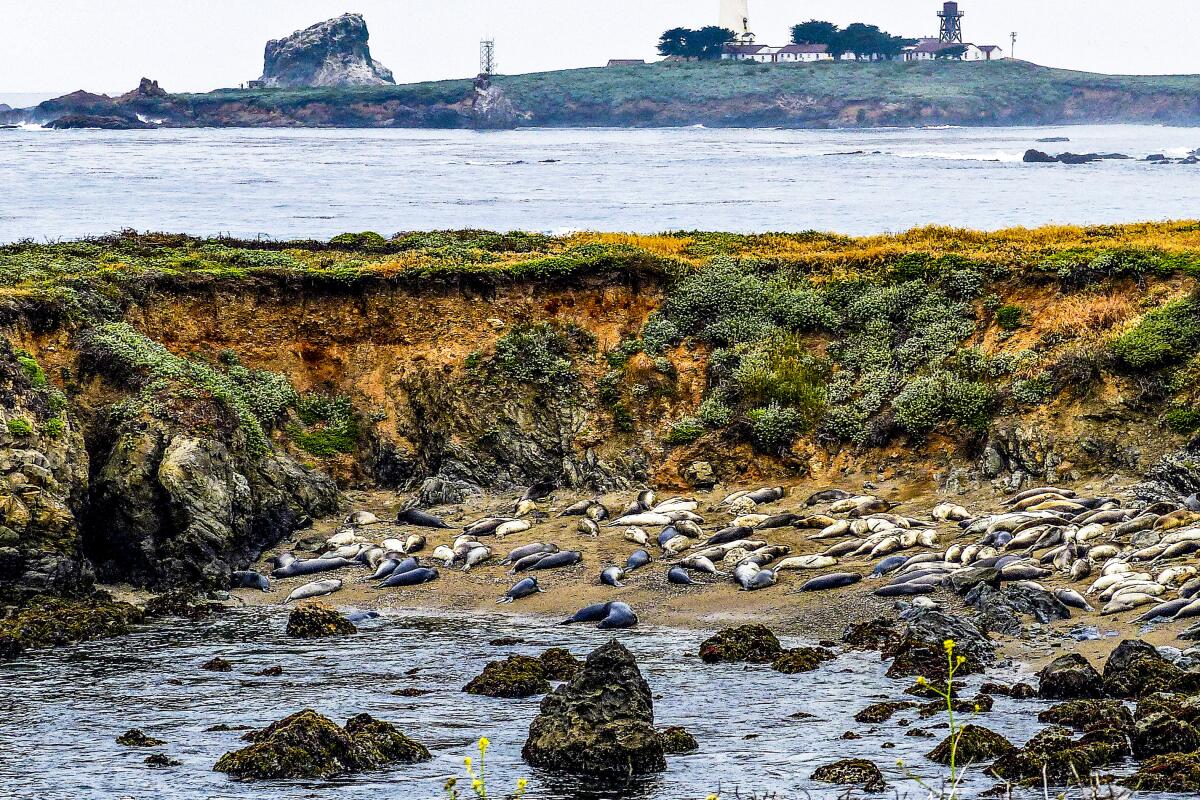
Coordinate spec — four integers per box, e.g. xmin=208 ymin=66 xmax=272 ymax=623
xmin=871 ymin=556 xmax=907 ymax=577
xmin=522 ymin=481 xmax=556 ymax=501
xmin=875 ymin=583 xmax=936 ymax=597
xmin=746 ymin=487 xmax=785 ymax=505
xmin=657 ymin=526 xmax=680 ymax=548
xmin=598 ymin=601 xmax=638 ymax=629
xmin=397 ymin=508 xmax=451 ymax=528
xmin=705 ymin=526 xmax=753 ymax=547
xmin=230 ymin=571 xmax=270 ymax=592
xmin=805 ymin=489 xmax=850 ymax=506
xmin=267 ymin=552 xmax=296 ymax=569
xmin=601 ymin=566 xmax=625 ymax=587
xmin=625 ymin=549 xmax=651 ymax=572
xmin=560 ymin=601 xmax=612 ymax=625
xmin=528 ymin=550 xmax=582 ymax=571
xmin=377 ymin=566 xmax=439 ymax=588
xmin=667 ymin=566 xmax=695 ymax=585
xmin=498 ymin=577 xmax=542 ymax=604
xmin=754 ymin=513 xmax=800 ymax=530
xmin=501 ymin=542 xmax=558 ymax=565
xmin=271 ymin=557 xmax=352 ymax=579
xmin=510 ymin=552 xmax=553 ymax=573
xmin=370 ymin=558 xmax=401 ymax=580
xmin=799 ymin=572 xmax=862 ymax=592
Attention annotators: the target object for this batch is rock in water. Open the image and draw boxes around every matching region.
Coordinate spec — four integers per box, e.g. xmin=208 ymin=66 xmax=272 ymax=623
xmin=258 ymin=14 xmax=395 ymax=89
xmin=286 ymin=603 xmax=356 ymax=638
xmin=213 ymin=709 xmax=429 ymax=779
xmin=810 ymin=758 xmax=887 ymax=792
xmin=469 ymin=77 xmax=521 ymax=130
xmin=463 ymin=655 xmax=550 ymax=698
xmin=1037 ymin=653 xmax=1103 ymax=699
xmin=697 ymin=624 xmax=783 ymax=664
xmin=522 ymin=639 xmax=666 ymax=778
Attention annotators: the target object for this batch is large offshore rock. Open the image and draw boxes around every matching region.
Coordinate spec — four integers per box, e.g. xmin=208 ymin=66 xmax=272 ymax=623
xmin=522 ymin=639 xmax=666 ymax=778
xmin=884 ymin=610 xmax=993 ymax=678
xmin=258 ymin=14 xmax=395 ymax=88
xmin=1037 ymin=653 xmax=1104 ymax=699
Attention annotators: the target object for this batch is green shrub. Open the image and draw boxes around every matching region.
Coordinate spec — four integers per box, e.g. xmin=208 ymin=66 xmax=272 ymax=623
xmin=1113 ymin=299 xmax=1200 ymax=371
xmin=16 ymin=350 xmax=47 ymax=387
xmin=604 ymin=338 xmax=642 ymax=368
xmin=894 ymin=373 xmax=995 ymax=436
xmin=491 ymin=323 xmax=585 ymax=389
xmin=329 ymin=231 xmax=388 ymax=250
xmin=994 ymin=305 xmax=1025 ymax=331
xmin=289 ymin=393 xmax=359 ymax=456
xmin=640 ymin=315 xmax=681 ymax=354
xmin=698 ymin=395 xmax=734 ymax=427
xmin=43 ymin=416 xmax=66 ymax=438
xmin=665 ymin=417 xmax=705 ymax=446
xmin=1165 ymin=406 xmax=1200 ymax=435
xmin=611 ymin=403 xmax=634 ymax=432
xmin=6 ymin=418 xmax=33 ymax=437
xmin=1011 ymin=374 xmax=1054 ymax=406
xmin=747 ymin=403 xmax=804 ymax=451
xmin=731 ymin=337 xmax=829 ymax=424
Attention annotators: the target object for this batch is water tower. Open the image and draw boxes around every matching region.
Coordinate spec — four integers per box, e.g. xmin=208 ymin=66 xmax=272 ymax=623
xmin=719 ymin=0 xmax=754 ymax=43
xmin=938 ymin=1 xmax=964 ymax=43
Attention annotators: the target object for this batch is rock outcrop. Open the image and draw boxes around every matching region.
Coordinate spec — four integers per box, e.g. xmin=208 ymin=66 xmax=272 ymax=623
xmin=463 ymin=655 xmax=551 ymax=698
xmin=1037 ymin=653 xmax=1104 ymax=699
xmin=0 ymin=342 xmax=92 ymax=599
xmin=469 ymin=76 xmax=523 ymax=130
xmin=698 ymin=624 xmax=782 ymax=664
xmin=522 ymin=639 xmax=666 ymax=778
xmin=884 ymin=610 xmax=993 ymax=678
xmin=810 ymin=759 xmax=887 ymax=792
xmin=258 ymin=14 xmax=395 ymax=89
xmin=286 ymin=603 xmax=356 ymax=638
xmin=213 ymin=709 xmax=429 ymax=779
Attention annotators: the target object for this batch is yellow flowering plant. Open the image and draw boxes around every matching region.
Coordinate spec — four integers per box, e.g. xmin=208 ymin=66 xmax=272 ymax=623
xmin=445 ymin=738 xmax=528 ymax=800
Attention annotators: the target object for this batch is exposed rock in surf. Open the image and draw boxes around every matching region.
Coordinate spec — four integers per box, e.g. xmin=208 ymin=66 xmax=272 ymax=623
xmin=658 ymin=726 xmax=699 ymax=754
xmin=1102 ymin=639 xmax=1200 ymax=698
xmin=463 ymin=654 xmax=550 ymax=698
xmin=117 ymin=729 xmax=165 ymax=747
xmin=213 ymin=709 xmax=429 ymax=779
xmin=810 ymin=758 xmax=887 ymax=792
xmin=1037 ymin=653 xmax=1103 ymax=699
xmin=1038 ymin=699 xmax=1132 ymax=731
xmin=522 ymin=639 xmax=665 ymax=778
xmin=988 ymin=726 xmax=1123 ymax=784
xmin=698 ymin=624 xmax=782 ymax=664
xmin=927 ymin=724 xmax=1014 ymax=764
xmin=771 ymin=646 xmax=836 ymax=674
xmin=538 ymin=647 xmax=582 ymax=681
xmin=286 ymin=603 xmax=356 ymax=638
xmin=1121 ymin=752 xmax=1200 ymax=792
xmin=258 ymin=14 xmax=395 ymax=89
xmin=884 ymin=610 xmax=993 ymax=679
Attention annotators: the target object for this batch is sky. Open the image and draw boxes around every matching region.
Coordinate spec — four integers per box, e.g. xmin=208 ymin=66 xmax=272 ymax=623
xmin=4 ymin=0 xmax=1200 ymax=99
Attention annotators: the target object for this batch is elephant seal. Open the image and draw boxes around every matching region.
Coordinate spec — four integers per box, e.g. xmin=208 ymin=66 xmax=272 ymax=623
xmin=561 ymin=601 xmax=613 ymax=625
xmin=344 ymin=610 xmax=380 ymax=623
xmin=345 ymin=511 xmax=380 ymax=526
xmin=272 ymin=557 xmax=352 ymax=579
xmin=746 ymin=487 xmax=785 ymax=505
xmin=1136 ymin=598 xmax=1192 ymax=622
xmin=285 ymin=579 xmax=342 ymax=603
xmin=656 ymin=526 xmax=680 ymax=548
xmin=528 ymin=550 xmax=582 ymax=571
xmin=871 ymin=555 xmax=908 ymax=578
xmin=397 ymin=508 xmax=451 ymax=529
xmin=510 ymin=552 xmax=553 ymax=573
xmin=464 ymin=517 xmax=512 ymax=537
xmin=231 ymin=571 xmax=270 ymax=592
xmin=754 ymin=513 xmax=801 ymax=530
xmin=598 ymin=602 xmax=638 ymax=629
xmin=378 ymin=567 xmax=439 ymax=588
xmin=799 ymin=572 xmax=862 ymax=592
xmin=370 ymin=559 xmax=401 ymax=580
xmin=705 ymin=526 xmax=754 ymax=547
xmin=462 ymin=545 xmax=491 ymax=571
xmin=560 ymin=498 xmax=599 ymax=517
xmin=625 ymin=549 xmax=651 ymax=572
xmin=875 ymin=583 xmax=935 ymax=597
xmin=375 ymin=558 xmax=421 ymax=586
xmin=745 ymin=569 xmax=778 ymax=591
xmin=501 ymin=542 xmax=558 ymax=565
xmin=601 ymin=566 xmax=625 ymax=587
xmin=805 ymin=489 xmax=850 ymax=506
xmin=498 ymin=577 xmax=542 ymax=603
xmin=267 ymin=552 xmax=296 ymax=569
xmin=522 ymin=481 xmax=556 ymax=502
xmin=667 ymin=566 xmax=696 ymax=585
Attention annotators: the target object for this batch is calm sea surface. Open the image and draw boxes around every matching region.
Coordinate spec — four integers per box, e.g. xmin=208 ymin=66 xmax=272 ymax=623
xmin=3 ymin=124 xmax=1200 ymax=242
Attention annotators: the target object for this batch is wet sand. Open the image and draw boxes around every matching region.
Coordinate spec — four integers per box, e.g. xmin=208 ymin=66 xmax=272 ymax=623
xmin=240 ymin=477 xmax=1175 ymax=671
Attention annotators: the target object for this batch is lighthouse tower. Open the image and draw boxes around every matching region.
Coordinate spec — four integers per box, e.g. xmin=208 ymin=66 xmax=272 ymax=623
xmin=719 ymin=0 xmax=754 ymax=43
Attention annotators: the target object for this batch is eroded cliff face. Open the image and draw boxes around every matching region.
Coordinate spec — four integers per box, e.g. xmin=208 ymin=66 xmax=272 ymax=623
xmin=259 ymin=14 xmax=395 ymax=89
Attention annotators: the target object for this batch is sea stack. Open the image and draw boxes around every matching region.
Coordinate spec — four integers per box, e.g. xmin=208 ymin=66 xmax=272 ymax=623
xmin=258 ymin=13 xmax=395 ymax=88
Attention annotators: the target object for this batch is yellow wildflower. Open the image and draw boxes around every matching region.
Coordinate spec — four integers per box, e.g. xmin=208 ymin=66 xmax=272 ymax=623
xmin=943 ymin=639 xmax=956 ymax=652
xmin=479 ymin=736 xmax=490 ymax=752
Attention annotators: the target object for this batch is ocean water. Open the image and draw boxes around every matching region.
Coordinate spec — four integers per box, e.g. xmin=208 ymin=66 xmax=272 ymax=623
xmin=2 ymin=124 xmax=1199 ymax=242
xmin=0 ymin=608 xmax=1064 ymax=800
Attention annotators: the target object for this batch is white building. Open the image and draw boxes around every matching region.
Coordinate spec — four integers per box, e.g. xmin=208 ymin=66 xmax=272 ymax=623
xmin=901 ymin=38 xmax=1003 ymax=61
xmin=721 ymin=44 xmax=777 ymax=62
xmin=775 ymin=43 xmax=832 ymax=62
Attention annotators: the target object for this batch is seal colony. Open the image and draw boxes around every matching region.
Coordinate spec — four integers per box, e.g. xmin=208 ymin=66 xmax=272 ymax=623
xmin=240 ymin=478 xmax=1200 ymax=667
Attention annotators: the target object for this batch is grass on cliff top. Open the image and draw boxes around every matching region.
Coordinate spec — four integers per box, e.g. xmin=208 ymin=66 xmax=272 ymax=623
xmin=178 ymin=60 xmax=1200 ymax=111
xmin=4 ymin=221 xmax=1200 ymax=304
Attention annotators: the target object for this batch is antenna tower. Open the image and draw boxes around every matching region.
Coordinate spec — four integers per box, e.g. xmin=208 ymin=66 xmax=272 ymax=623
xmin=480 ymin=39 xmax=496 ymax=77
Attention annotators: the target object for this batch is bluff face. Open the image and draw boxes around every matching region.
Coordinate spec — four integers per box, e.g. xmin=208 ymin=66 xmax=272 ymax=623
xmin=258 ymin=14 xmax=395 ymax=89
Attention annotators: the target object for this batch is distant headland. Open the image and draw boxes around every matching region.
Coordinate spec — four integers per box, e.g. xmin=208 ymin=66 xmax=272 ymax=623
xmin=3 ymin=8 xmax=1200 ymax=131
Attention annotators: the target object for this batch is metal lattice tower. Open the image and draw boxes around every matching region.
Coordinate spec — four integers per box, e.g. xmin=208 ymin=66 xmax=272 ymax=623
xmin=480 ymin=40 xmax=496 ymax=77
xmin=1010 ymin=31 xmax=1018 ymax=59
xmin=938 ymin=2 xmax=965 ymax=43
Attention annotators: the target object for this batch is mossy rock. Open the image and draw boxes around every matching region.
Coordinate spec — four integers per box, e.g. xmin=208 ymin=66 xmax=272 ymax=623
xmin=810 ymin=758 xmax=887 ymax=792
xmin=658 ymin=726 xmax=699 ymax=754
xmin=698 ymin=624 xmax=782 ymax=664
xmin=463 ymin=655 xmax=550 ymax=698
xmin=117 ymin=729 xmax=165 ymax=747
xmin=918 ymin=693 xmax=993 ymax=718
xmin=854 ymin=701 xmax=918 ymax=724
xmin=539 ymin=647 xmax=582 ymax=681
xmin=143 ymin=592 xmax=215 ymax=620
xmin=1121 ymin=752 xmax=1200 ymax=792
xmin=201 ymin=657 xmax=232 ymax=672
xmin=0 ymin=594 xmax=142 ymax=659
xmin=1036 ymin=653 xmax=1103 ymax=699
xmin=988 ymin=726 xmax=1123 ymax=785
xmin=842 ymin=618 xmax=895 ymax=650
xmin=927 ymin=725 xmax=1014 ymax=765
xmin=1101 ymin=640 xmax=1200 ymax=698
xmin=980 ymin=680 xmax=1035 ymax=699
xmin=1132 ymin=712 xmax=1200 ymax=758
xmin=1038 ymin=699 xmax=1132 ymax=732
xmin=771 ymin=646 xmax=835 ymax=674
xmin=286 ymin=604 xmax=356 ymax=638
xmin=144 ymin=753 xmax=180 ymax=767
xmin=213 ymin=709 xmax=429 ymax=779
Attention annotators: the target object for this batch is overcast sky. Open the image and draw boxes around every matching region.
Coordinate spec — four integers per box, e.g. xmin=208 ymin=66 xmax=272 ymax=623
xmin=5 ymin=0 xmax=1200 ymax=97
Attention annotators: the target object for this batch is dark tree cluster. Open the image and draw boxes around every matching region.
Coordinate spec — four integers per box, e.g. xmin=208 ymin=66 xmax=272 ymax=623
xmin=657 ymin=26 xmax=737 ymax=61
xmin=791 ymin=20 xmax=914 ymax=59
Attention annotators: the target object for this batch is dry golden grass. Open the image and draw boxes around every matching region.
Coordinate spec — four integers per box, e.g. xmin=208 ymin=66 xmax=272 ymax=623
xmin=1031 ymin=293 xmax=1139 ymax=341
